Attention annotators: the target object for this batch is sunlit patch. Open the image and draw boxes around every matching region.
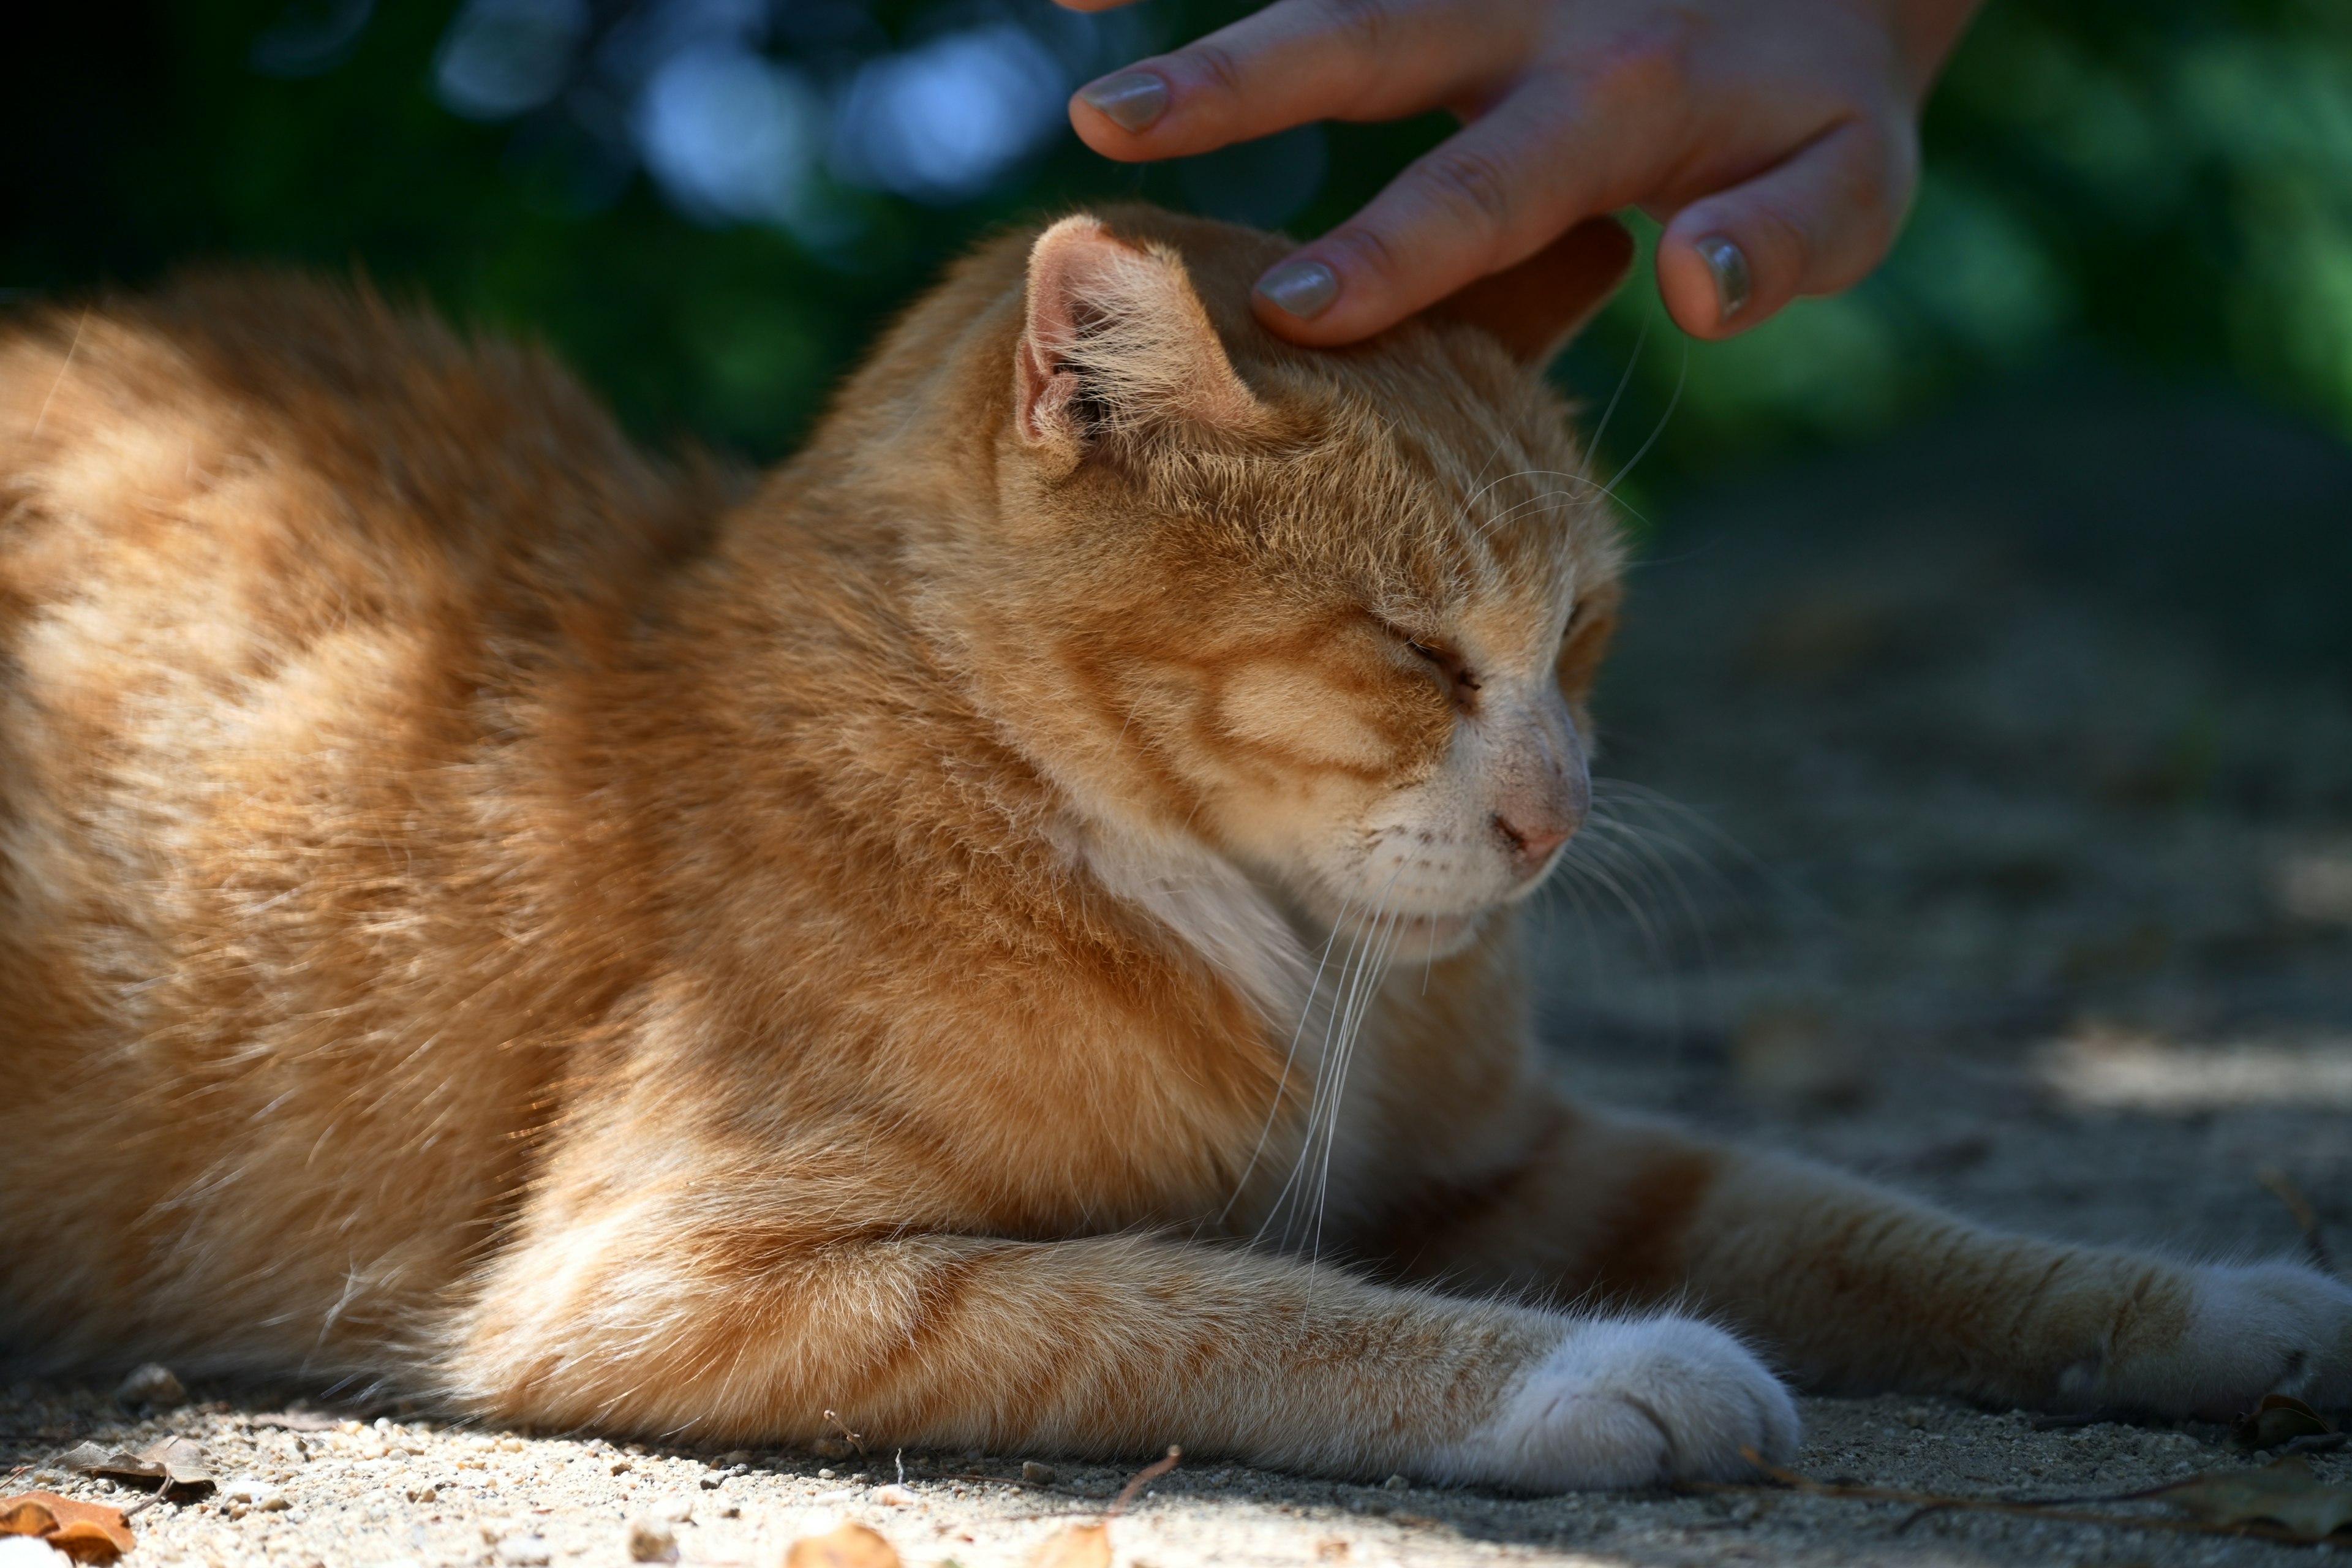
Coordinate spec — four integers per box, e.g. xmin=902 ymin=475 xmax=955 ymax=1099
xmin=2277 ymin=842 xmax=2352 ymax=925
xmin=2035 ymin=1024 xmax=2352 ymax=1113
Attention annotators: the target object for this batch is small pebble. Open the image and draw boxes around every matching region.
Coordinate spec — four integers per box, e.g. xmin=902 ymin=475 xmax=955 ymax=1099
xmin=1021 ymin=1461 xmax=1056 ymax=1484
xmin=494 ymin=1534 xmax=551 ymax=1566
xmin=1382 ymin=1474 xmax=1410 ymax=1491
xmin=219 ymin=1475 xmax=291 ymax=1510
xmin=114 ymin=1362 xmax=187 ymax=1408
xmin=625 ymin=1520 xmax=678 ymax=1564
xmin=0 ymin=1539 xmax=69 ymax=1568
xmin=609 ymin=1459 xmax=633 ymax=1475
xmin=651 ymin=1494 xmax=695 ymax=1525
xmin=718 ymin=1450 xmax=752 ymax=1467
xmin=870 ymin=1483 xmax=917 ymax=1506
xmin=816 ymin=1468 xmax=837 ymax=1480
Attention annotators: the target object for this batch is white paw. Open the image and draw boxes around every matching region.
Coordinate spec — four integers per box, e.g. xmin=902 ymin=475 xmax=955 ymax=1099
xmin=2097 ymin=1261 xmax=2352 ymax=1417
xmin=1420 ymin=1314 xmax=1799 ymax=1491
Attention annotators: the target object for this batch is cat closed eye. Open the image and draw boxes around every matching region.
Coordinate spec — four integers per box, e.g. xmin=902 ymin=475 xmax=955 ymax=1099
xmin=1401 ymin=636 xmax=1480 ymax=707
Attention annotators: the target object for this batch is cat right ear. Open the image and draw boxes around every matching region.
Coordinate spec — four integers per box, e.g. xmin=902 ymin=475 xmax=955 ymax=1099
xmin=1014 ymin=216 xmax=1264 ymax=472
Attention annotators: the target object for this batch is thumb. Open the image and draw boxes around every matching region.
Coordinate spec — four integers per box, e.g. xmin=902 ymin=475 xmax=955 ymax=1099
xmin=1656 ymin=118 xmax=1917 ymax=339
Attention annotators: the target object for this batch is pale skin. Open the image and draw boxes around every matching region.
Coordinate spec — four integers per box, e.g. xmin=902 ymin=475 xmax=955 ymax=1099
xmin=1058 ymin=0 xmax=1987 ymax=344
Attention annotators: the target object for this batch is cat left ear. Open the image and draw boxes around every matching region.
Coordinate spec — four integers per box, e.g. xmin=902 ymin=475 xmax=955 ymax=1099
xmin=1423 ymin=217 xmax=1636 ymax=368
xmin=1015 ymin=216 xmax=1264 ymax=467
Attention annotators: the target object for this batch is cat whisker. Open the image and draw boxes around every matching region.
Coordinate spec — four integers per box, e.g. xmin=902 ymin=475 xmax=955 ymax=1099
xmin=1306 ymin=894 xmax=1406 ymax=1267
xmin=1577 ymin=318 xmax=1649 ymax=489
xmin=1257 ymin=867 xmax=1403 ymax=1254
xmin=1215 ymin=887 xmax=1359 ymax=1229
xmin=1586 ymin=338 xmax=1688 ymax=510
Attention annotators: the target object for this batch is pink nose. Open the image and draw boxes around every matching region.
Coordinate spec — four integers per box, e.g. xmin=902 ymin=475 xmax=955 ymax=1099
xmin=1496 ymin=814 xmax=1575 ymax=872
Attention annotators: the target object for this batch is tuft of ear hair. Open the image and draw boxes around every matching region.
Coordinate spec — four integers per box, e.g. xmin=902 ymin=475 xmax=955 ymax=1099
xmin=1423 ymin=217 xmax=1636 ymax=368
xmin=1014 ymin=216 xmax=1265 ymax=469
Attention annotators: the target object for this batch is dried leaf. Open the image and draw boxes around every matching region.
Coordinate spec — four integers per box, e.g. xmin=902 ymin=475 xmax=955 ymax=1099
xmin=782 ymin=1523 xmax=900 ymax=1568
xmin=0 ymin=1498 xmax=59 ymax=1537
xmin=67 ymin=1436 xmax=210 ymax=1496
xmin=138 ymin=1439 xmax=210 ymax=1493
xmin=0 ymin=1492 xmax=135 ymax=1564
xmin=2147 ymin=1457 xmax=2352 ymax=1538
xmin=2235 ymin=1393 xmax=2336 ymax=1451
xmin=1025 ymin=1523 xmax=1111 ymax=1568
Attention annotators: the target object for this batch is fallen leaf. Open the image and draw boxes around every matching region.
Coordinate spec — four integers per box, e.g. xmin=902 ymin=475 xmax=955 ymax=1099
xmin=139 ymin=1439 xmax=209 ymax=1492
xmin=2236 ymin=1393 xmax=2336 ymax=1451
xmin=782 ymin=1523 xmax=900 ymax=1568
xmin=1025 ymin=1523 xmax=1110 ymax=1568
xmin=0 ymin=1492 xmax=136 ymax=1564
xmin=0 ymin=1499 xmax=61 ymax=1535
xmin=64 ymin=1438 xmax=211 ymax=1497
xmin=2146 ymin=1457 xmax=2352 ymax=1538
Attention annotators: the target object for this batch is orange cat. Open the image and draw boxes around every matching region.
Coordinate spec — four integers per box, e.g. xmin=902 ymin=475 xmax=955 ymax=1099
xmin=2 ymin=207 xmax=2345 ymax=1488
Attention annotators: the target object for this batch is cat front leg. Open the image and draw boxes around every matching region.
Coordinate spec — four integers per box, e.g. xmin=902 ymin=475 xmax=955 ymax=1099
xmin=1381 ymin=1102 xmax=2352 ymax=1417
xmin=440 ymin=1213 xmax=1793 ymax=1488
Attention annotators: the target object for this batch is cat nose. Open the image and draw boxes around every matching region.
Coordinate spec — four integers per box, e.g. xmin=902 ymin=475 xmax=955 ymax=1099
xmin=1494 ymin=810 xmax=1577 ymax=876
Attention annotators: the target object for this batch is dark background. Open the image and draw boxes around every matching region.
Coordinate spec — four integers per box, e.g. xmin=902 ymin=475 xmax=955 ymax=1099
xmin=12 ymin=0 xmax=2352 ymax=487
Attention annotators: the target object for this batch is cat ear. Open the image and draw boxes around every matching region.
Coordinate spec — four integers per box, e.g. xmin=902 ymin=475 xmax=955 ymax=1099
xmin=1423 ymin=217 xmax=1635 ymax=368
xmin=1014 ymin=216 xmax=1264 ymax=465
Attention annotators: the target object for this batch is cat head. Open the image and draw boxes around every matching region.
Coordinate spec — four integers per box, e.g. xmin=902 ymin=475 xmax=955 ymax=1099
xmin=914 ymin=206 xmax=1630 ymax=960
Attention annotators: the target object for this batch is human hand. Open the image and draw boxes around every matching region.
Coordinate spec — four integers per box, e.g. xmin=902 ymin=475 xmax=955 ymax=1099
xmin=1058 ymin=0 xmax=1983 ymax=347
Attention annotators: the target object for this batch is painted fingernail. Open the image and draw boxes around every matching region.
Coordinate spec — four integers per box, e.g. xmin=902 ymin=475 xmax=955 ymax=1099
xmin=1695 ymin=234 xmax=1752 ymax=322
xmin=1076 ymin=70 xmax=1170 ymax=134
xmin=1254 ymin=258 xmax=1339 ymax=320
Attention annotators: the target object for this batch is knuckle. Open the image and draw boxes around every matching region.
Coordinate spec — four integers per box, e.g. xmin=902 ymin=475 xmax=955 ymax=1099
xmin=1747 ymin=200 xmax=1819 ymax=290
xmin=1308 ymin=0 xmax=1401 ymax=58
xmin=1327 ymin=224 xmax=1408 ymax=289
xmin=1183 ymin=39 xmax=1250 ymax=102
xmin=1415 ymin=144 xmax=1518 ymax=236
xmin=1570 ymin=20 xmax=1694 ymax=107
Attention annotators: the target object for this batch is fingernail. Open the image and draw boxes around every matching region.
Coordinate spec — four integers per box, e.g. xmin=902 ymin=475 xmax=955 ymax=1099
xmin=1076 ymin=70 xmax=1170 ymax=134
xmin=1695 ymin=234 xmax=1752 ymax=322
xmin=1254 ymin=258 xmax=1338 ymax=320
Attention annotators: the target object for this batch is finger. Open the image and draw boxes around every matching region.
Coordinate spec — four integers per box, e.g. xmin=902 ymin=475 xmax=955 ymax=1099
xmin=1654 ymin=118 xmax=1915 ymax=339
xmin=1423 ymin=217 xmax=1637 ymax=365
xmin=1068 ymin=0 xmax=1515 ymax=161
xmin=1249 ymin=89 xmax=1624 ymax=345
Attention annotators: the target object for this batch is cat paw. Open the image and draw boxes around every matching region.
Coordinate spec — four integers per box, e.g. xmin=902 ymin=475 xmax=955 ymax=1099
xmin=1420 ymin=1315 xmax=1799 ymax=1491
xmin=2092 ymin=1261 xmax=2352 ymax=1418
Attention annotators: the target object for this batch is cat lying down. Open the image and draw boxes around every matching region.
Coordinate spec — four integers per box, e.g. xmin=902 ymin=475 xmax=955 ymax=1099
xmin=2 ymin=206 xmax=2346 ymax=1490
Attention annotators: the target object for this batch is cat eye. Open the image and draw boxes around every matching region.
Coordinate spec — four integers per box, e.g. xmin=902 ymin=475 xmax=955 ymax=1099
xmin=1401 ymin=634 xmax=1480 ymax=710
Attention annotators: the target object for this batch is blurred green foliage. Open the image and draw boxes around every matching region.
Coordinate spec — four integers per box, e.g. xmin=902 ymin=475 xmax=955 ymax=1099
xmin=9 ymin=0 xmax=2352 ymax=495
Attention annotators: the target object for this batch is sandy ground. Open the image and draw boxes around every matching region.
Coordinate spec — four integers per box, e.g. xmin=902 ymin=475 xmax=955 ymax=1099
xmin=9 ymin=371 xmax=2352 ymax=1567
